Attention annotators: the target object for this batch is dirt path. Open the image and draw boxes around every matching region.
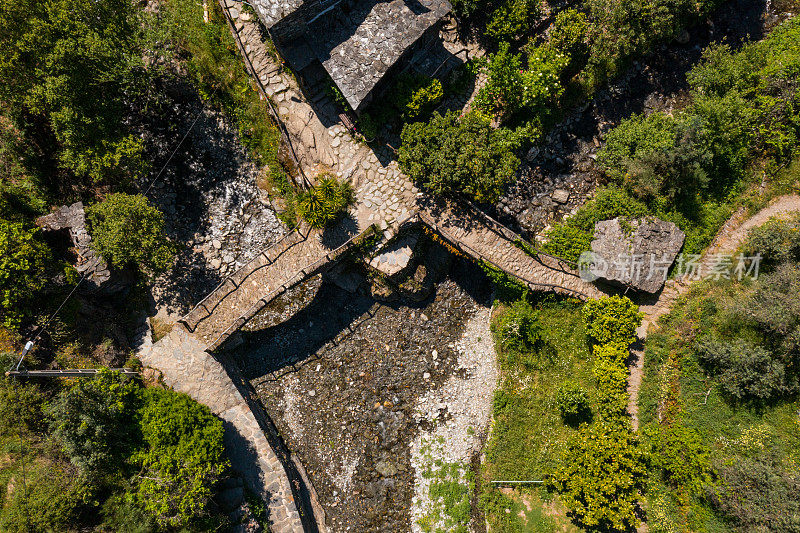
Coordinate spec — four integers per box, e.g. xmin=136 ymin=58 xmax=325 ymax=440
xmin=628 ymin=194 xmax=800 ymax=429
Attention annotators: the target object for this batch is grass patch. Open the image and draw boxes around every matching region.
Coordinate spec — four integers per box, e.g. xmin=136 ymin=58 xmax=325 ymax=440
xmin=417 ymin=438 xmax=474 ymax=533
xmin=480 ymin=295 xmax=595 ymax=531
xmin=149 ymin=317 xmax=174 ymax=343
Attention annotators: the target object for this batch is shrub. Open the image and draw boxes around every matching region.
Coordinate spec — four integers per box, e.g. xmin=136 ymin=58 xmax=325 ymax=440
xmin=554 ymin=382 xmax=592 ymax=425
xmin=0 ymin=462 xmax=91 ymax=533
xmin=582 ymin=295 xmax=643 ymax=346
xmin=648 ymin=422 xmax=712 ymax=496
xmin=550 ymin=420 xmax=647 ymax=531
xmin=493 ymin=298 xmax=542 ymax=354
xmin=0 ymin=376 xmax=46 ymax=438
xmin=592 ymin=345 xmax=630 ymax=419
xmin=475 ymin=43 xmax=566 ymax=120
xmin=548 ymin=8 xmax=590 ymax=74
xmin=296 ymin=175 xmax=354 ymax=229
xmin=399 ymin=110 xmax=521 ymax=203
xmin=695 ymin=337 xmax=796 ymax=401
xmin=485 ymin=0 xmax=541 ymax=41
xmin=0 ymin=220 xmax=52 ymax=328
xmin=390 ymin=74 xmax=444 ymax=121
xmin=48 ymin=369 xmax=141 ymax=475
xmin=708 ymin=448 xmax=800 ymax=532
xmin=742 ymin=215 xmax=800 ymax=269
xmin=134 ymin=387 xmax=228 ymax=528
xmin=86 ymin=193 xmax=175 ymax=276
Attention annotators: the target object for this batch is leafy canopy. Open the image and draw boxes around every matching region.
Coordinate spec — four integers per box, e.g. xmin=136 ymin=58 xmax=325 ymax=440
xmin=0 ymin=220 xmax=52 ymax=328
xmin=0 ymin=0 xmax=147 ymax=188
xmin=133 ymin=387 xmax=229 ymax=529
xmin=399 ymin=110 xmax=521 ymax=204
xmin=582 ymin=295 xmax=643 ymax=346
xmin=86 ymin=193 xmax=174 ymax=276
xmin=550 ymin=421 xmax=647 ymax=531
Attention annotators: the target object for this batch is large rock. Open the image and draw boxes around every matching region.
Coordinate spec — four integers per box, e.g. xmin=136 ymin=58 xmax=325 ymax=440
xmin=585 ymin=217 xmax=685 ymax=293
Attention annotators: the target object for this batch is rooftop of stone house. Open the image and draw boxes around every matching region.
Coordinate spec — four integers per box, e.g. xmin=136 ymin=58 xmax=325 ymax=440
xmin=252 ymin=0 xmax=451 ymax=110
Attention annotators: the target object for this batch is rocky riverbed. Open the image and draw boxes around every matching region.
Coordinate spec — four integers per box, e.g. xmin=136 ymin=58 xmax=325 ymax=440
xmin=138 ymin=86 xmax=287 ymax=320
xmin=231 ymin=251 xmax=495 ymax=532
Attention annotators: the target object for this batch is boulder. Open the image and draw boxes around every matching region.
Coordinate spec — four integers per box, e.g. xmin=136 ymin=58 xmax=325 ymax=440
xmin=585 ymin=217 xmax=685 ymax=293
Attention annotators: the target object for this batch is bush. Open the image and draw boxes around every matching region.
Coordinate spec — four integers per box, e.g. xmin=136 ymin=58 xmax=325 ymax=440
xmin=550 ymin=420 xmax=647 ymax=531
xmin=709 ymin=448 xmax=800 ymax=532
xmin=86 ymin=193 xmax=175 ymax=276
xmin=296 ymin=175 xmax=354 ymax=229
xmin=0 ymin=220 xmax=52 ymax=328
xmin=0 ymin=462 xmax=90 ymax=533
xmin=554 ymin=382 xmax=592 ymax=425
xmin=399 ymin=110 xmax=521 ymax=203
xmin=695 ymin=337 xmax=796 ymax=401
xmin=0 ymin=376 xmax=46 ymax=438
xmin=390 ymin=74 xmax=444 ymax=121
xmin=592 ymin=344 xmax=630 ymax=419
xmin=648 ymin=422 xmax=712 ymax=496
xmin=485 ymin=0 xmax=541 ymax=41
xmin=742 ymin=215 xmax=800 ymax=269
xmin=493 ymin=298 xmax=542 ymax=355
xmin=48 ymin=369 xmax=141 ymax=475
xmin=134 ymin=387 xmax=228 ymax=528
xmin=548 ymin=9 xmax=590 ymax=75
xmin=475 ymin=42 xmax=566 ymax=120
xmin=582 ymin=295 xmax=642 ymax=346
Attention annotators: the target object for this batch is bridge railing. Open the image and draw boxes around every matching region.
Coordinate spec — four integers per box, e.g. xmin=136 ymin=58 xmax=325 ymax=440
xmin=179 ymin=229 xmax=308 ymax=333
xmin=416 ymin=210 xmax=593 ymax=300
xmin=203 ymin=224 xmax=383 ymax=352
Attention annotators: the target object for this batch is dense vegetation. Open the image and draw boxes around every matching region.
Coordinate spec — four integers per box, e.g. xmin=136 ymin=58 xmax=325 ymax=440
xmin=0 ymin=0 xmax=284 ymax=529
xmin=399 ymin=0 xmax=732 ymax=203
xmin=0 ymin=368 xmax=230 ymax=531
xmin=296 ymin=175 xmax=354 ymax=229
xmin=544 ymin=18 xmax=800 ymax=261
xmin=638 ymin=216 xmax=800 ymax=532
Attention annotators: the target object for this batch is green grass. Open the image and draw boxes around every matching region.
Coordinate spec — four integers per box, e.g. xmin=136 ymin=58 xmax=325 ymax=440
xmin=481 ymin=295 xmax=596 ymax=531
xmin=417 ymin=438 xmax=474 ymax=533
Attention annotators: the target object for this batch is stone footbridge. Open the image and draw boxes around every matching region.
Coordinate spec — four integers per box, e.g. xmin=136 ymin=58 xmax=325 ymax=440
xmin=138 ymin=2 xmax=607 ymax=531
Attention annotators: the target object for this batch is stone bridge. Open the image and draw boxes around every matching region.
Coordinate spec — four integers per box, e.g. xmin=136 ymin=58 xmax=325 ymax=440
xmin=137 ymin=2 xmax=608 ymax=531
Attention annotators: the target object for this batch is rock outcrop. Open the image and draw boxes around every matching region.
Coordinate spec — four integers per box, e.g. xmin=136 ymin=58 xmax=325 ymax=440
xmin=36 ymin=202 xmax=132 ymax=295
xmin=587 ymin=217 xmax=685 ymax=293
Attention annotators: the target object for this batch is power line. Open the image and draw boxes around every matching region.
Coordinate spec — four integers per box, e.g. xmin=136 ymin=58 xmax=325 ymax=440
xmin=143 ymin=86 xmax=219 ymax=196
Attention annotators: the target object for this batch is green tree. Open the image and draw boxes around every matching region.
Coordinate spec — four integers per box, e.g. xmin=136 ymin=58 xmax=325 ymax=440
xmin=0 ymin=0 xmax=147 ymax=188
xmin=134 ymin=387 xmax=229 ymax=528
xmin=0 ymin=220 xmax=52 ymax=328
xmin=86 ymin=193 xmax=175 ymax=276
xmin=550 ymin=421 xmax=647 ymax=531
xmin=399 ymin=110 xmax=521 ymax=203
xmin=296 ymin=175 xmax=354 ymax=229
xmin=582 ymin=295 xmax=643 ymax=346
xmin=647 ymin=422 xmax=712 ymax=496
xmin=0 ymin=375 xmax=46 ymax=438
xmin=555 ymin=382 xmax=592 ymax=426
xmin=48 ymin=369 xmax=141 ymax=475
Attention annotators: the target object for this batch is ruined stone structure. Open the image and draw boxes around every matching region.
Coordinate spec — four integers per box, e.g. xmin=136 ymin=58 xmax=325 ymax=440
xmin=251 ymin=0 xmax=451 ymax=113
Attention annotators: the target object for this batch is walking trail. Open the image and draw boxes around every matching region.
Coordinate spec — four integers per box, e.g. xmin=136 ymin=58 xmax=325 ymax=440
xmin=628 ymin=194 xmax=800 ymax=429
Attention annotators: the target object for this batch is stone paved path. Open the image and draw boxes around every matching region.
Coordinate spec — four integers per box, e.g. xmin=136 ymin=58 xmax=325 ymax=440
xmin=139 ymin=4 xmax=614 ymax=531
xmin=628 ymin=194 xmax=800 ymax=429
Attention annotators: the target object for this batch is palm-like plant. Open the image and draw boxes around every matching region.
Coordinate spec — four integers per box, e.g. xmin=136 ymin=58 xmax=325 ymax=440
xmin=297 ymin=175 xmax=354 ymax=229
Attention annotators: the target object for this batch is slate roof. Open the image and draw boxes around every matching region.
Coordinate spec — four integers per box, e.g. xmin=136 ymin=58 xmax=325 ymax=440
xmin=252 ymin=0 xmax=451 ymax=110
xmin=308 ymin=0 xmax=451 ymax=110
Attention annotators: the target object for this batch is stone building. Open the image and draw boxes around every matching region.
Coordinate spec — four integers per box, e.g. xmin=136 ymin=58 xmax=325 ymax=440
xmin=251 ymin=0 xmax=452 ymax=113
